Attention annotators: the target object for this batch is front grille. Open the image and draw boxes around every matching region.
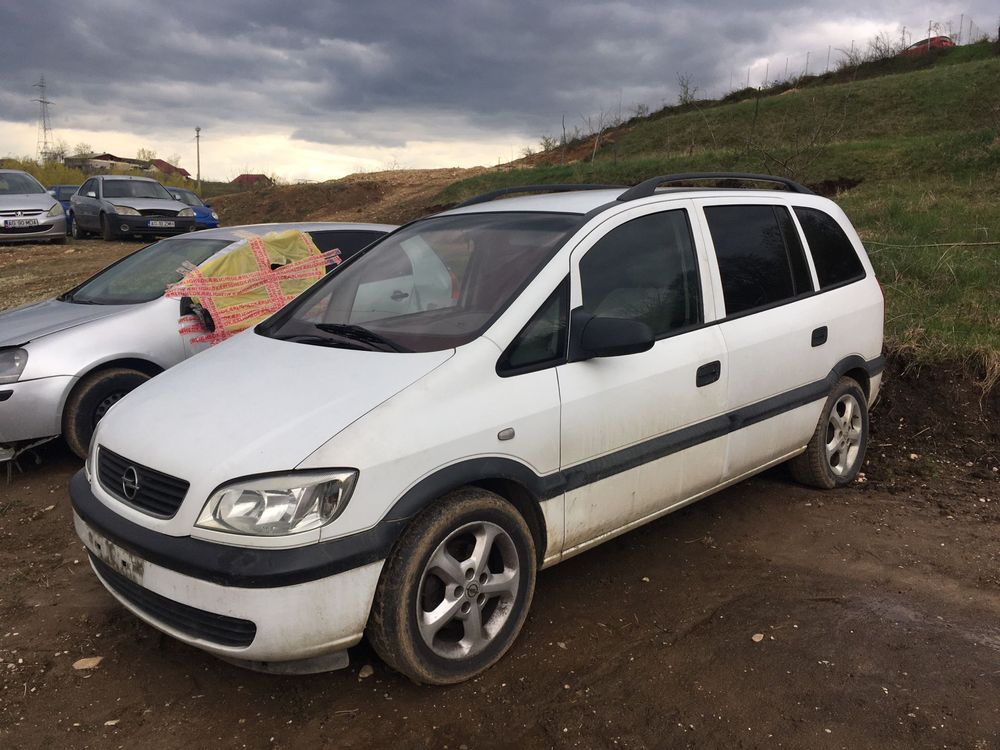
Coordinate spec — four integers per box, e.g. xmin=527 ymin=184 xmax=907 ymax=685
xmin=138 ymin=208 xmax=179 ymax=217
xmin=97 ymin=446 xmax=189 ymax=518
xmin=0 ymin=209 xmax=44 ymax=218
xmin=91 ymin=554 xmax=257 ymax=648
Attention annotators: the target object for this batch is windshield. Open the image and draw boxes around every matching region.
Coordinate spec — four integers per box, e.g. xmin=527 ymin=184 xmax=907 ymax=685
xmin=103 ymin=180 xmax=173 ymax=200
xmin=0 ymin=172 xmax=46 ymax=195
xmin=261 ymin=212 xmax=581 ymax=353
xmin=170 ymin=189 xmax=204 ymax=207
xmin=65 ymin=237 xmax=232 ymax=304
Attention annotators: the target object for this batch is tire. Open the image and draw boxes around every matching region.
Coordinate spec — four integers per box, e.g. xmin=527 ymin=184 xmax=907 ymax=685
xmin=790 ymin=376 xmax=869 ymax=489
xmin=368 ymin=487 xmax=537 ymax=685
xmin=70 ymin=214 xmax=87 ymax=239
xmin=100 ymin=213 xmax=115 ymax=241
xmin=63 ymin=368 xmax=151 ymax=459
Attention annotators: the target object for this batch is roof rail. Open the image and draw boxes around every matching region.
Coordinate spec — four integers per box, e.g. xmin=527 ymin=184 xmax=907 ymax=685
xmin=454 ymin=184 xmax=625 ymax=208
xmin=617 ymin=172 xmax=814 ymax=202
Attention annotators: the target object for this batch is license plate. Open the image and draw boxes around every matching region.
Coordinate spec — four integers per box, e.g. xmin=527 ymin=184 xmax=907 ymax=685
xmin=85 ymin=527 xmax=145 ymax=584
xmin=148 ymin=220 xmax=175 ymax=228
xmin=4 ymin=218 xmax=38 ymax=228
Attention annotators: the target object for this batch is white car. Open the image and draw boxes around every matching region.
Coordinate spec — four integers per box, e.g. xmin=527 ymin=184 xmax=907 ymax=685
xmin=70 ymin=173 xmax=884 ymax=684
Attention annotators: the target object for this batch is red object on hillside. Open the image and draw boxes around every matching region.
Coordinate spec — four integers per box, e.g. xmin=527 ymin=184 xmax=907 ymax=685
xmin=900 ymin=36 xmax=956 ymax=57
xmin=149 ymin=158 xmax=191 ymax=178
xmin=231 ymin=173 xmax=273 ymax=188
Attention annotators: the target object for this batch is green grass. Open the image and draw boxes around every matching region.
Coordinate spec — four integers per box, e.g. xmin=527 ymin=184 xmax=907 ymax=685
xmin=438 ymin=50 xmax=1000 ymax=378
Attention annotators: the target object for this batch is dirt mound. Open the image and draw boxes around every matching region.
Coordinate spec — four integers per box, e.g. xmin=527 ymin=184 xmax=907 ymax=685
xmin=211 ymin=167 xmax=488 ymax=228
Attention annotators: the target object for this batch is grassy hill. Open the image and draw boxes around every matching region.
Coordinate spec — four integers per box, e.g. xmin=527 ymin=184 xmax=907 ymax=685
xmin=439 ymin=42 xmax=1000 ymax=380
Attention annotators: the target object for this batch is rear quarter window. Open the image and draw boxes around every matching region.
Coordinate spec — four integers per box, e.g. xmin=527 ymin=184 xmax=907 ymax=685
xmin=794 ymin=207 xmax=866 ymax=289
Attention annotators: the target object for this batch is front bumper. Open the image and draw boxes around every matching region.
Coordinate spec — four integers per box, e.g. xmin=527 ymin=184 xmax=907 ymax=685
xmin=70 ymin=470 xmax=386 ymax=665
xmin=0 ymin=375 xmax=74 ymax=443
xmin=0 ymin=214 xmax=66 ymax=242
xmin=111 ymin=214 xmax=196 ymax=236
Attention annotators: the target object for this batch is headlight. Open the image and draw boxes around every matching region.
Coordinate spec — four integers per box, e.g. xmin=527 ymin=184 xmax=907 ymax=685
xmin=0 ymin=348 xmax=28 ymax=384
xmin=195 ymin=470 xmax=358 ymax=536
xmin=47 ymin=203 xmax=63 ymax=217
xmin=178 ymin=207 xmax=195 ymax=218
xmin=112 ymin=205 xmax=140 ymax=216
xmin=210 ymin=211 xmax=219 ymax=220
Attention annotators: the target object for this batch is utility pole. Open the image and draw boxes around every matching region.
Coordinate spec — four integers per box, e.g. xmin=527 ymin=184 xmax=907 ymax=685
xmin=958 ymin=14 xmax=964 ymax=43
xmin=32 ymin=76 xmax=54 ymax=162
xmin=195 ymin=127 xmax=201 ymax=193
xmin=826 ymin=45 xmax=831 ymax=73
xmin=804 ymin=51 xmax=810 ymax=77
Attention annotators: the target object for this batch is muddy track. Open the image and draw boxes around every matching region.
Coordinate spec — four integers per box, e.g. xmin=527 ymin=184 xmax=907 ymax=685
xmin=0 ymin=360 xmax=997 ymax=749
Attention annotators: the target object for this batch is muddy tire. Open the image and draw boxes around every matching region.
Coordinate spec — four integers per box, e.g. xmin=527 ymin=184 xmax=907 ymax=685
xmin=368 ymin=487 xmax=537 ymax=685
xmin=63 ymin=368 xmax=151 ymax=459
xmin=100 ymin=213 xmax=115 ymax=242
xmin=790 ymin=376 xmax=869 ymax=489
xmin=70 ymin=215 xmax=87 ymax=239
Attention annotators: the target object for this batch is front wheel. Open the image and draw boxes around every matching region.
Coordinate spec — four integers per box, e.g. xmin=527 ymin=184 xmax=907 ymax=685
xmin=368 ymin=488 xmax=537 ymax=684
xmin=100 ymin=213 xmax=115 ymax=241
xmin=790 ymin=376 xmax=869 ymax=489
xmin=70 ymin=214 xmax=87 ymax=239
xmin=63 ymin=368 xmax=151 ymax=459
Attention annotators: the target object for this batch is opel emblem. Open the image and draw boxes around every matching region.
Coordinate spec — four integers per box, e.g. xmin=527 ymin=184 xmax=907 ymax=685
xmin=122 ymin=466 xmax=140 ymax=500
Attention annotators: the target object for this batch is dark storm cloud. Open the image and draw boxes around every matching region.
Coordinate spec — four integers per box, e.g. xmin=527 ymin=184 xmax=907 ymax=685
xmin=1 ymin=0 xmax=995 ymax=148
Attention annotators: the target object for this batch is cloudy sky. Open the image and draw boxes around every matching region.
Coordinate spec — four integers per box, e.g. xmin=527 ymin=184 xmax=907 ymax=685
xmin=0 ymin=1 xmax=995 ymax=182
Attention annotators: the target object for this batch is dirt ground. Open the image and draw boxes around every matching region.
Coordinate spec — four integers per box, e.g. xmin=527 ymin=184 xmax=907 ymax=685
xmin=1 ymin=237 xmax=999 ymax=749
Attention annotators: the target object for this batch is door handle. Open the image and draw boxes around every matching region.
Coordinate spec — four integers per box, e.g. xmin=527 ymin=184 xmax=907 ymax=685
xmin=390 ymin=290 xmax=410 ymax=301
xmin=696 ymin=360 xmax=721 ymax=387
xmin=811 ymin=326 xmax=828 ymax=347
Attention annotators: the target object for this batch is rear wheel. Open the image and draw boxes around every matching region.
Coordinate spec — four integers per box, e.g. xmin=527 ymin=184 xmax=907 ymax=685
xmin=368 ymin=487 xmax=537 ymax=684
xmin=100 ymin=213 xmax=115 ymax=241
xmin=790 ymin=376 xmax=869 ymax=489
xmin=63 ymin=368 xmax=151 ymax=459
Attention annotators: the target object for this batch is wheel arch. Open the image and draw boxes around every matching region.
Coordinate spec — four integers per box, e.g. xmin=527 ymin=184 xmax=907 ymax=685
xmin=59 ymin=357 xmax=165 ymax=426
xmin=383 ymin=457 xmax=561 ymax=565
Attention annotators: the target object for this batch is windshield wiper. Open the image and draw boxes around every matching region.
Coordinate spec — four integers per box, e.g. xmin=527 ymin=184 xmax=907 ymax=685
xmin=56 ymin=291 xmax=100 ymax=305
xmin=315 ymin=323 xmax=410 ymax=352
xmin=271 ymin=333 xmax=368 ymax=350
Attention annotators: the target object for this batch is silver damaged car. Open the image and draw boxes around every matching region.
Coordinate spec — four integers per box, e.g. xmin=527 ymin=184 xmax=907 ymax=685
xmin=0 ymin=222 xmax=393 ymax=458
xmin=0 ymin=169 xmax=68 ymax=244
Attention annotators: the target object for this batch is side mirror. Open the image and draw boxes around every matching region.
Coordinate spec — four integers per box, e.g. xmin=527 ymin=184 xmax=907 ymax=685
xmin=86 ymin=191 xmax=97 ymax=198
xmin=569 ymin=308 xmax=655 ymax=361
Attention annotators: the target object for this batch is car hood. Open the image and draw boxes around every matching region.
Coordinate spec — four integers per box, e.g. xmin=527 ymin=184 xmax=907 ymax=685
xmin=0 ymin=193 xmax=58 ymax=212
xmin=97 ymin=331 xmax=454 ymax=488
xmin=105 ymin=197 xmax=189 ymax=212
xmin=0 ymin=298 xmax=132 ymax=348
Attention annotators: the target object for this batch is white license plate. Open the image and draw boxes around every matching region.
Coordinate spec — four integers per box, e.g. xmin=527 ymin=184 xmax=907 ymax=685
xmin=4 ymin=218 xmax=38 ymax=228
xmin=148 ymin=220 xmax=175 ymax=228
xmin=85 ymin=527 xmax=145 ymax=584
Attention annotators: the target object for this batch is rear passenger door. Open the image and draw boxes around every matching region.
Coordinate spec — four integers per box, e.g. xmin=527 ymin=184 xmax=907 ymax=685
xmin=557 ymin=202 xmax=728 ymax=554
xmin=697 ymin=199 xmax=827 ymax=477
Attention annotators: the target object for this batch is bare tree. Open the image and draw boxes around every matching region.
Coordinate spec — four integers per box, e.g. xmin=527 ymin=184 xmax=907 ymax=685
xmin=676 ymin=73 xmax=698 ymax=105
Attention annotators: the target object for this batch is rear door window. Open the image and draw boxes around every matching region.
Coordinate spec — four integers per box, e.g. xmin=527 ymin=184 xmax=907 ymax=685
xmin=704 ymin=204 xmax=813 ymax=316
xmin=794 ymin=207 xmax=866 ymax=289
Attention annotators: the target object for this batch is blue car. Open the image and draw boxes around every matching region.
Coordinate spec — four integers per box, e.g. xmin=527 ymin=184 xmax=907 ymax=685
xmin=47 ymin=184 xmax=80 ymax=234
xmin=168 ymin=187 xmax=220 ymax=229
